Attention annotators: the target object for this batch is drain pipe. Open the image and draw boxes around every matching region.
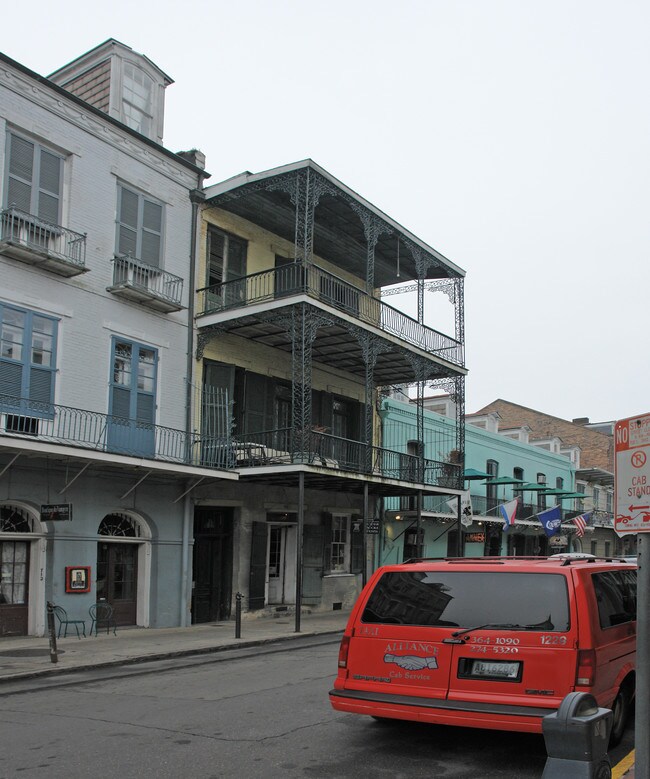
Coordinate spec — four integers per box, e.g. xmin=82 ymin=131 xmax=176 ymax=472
xmin=180 ymin=176 xmax=206 ymax=628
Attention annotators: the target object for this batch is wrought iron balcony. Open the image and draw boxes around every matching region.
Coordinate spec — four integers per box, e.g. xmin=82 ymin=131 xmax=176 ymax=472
xmin=0 ymin=395 xmax=231 ymax=470
xmin=220 ymin=426 xmax=461 ymax=488
xmin=0 ymin=206 xmax=87 ymax=277
xmin=197 ymin=263 xmax=464 ymax=367
xmin=108 ymin=255 xmax=184 ymax=313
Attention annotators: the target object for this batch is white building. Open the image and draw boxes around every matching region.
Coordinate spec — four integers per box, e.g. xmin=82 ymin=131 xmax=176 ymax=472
xmin=0 ymin=40 xmax=235 ymax=636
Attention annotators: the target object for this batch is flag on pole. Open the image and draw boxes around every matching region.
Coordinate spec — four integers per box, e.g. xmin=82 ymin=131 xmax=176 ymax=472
xmin=499 ymin=499 xmax=518 ymax=532
xmin=538 ymin=505 xmax=562 ymax=538
xmin=446 ymin=496 xmax=459 ymax=514
xmin=572 ymin=512 xmax=591 ymax=538
xmin=460 ymin=490 xmax=473 ymax=526
xmin=446 ymin=492 xmax=473 ymax=527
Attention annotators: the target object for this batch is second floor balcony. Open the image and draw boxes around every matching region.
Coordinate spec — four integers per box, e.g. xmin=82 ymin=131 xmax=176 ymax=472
xmin=0 ymin=206 xmax=87 ymax=277
xmin=108 ymin=255 xmax=184 ymax=313
xmin=0 ymin=394 xmax=230 ymax=470
xmin=0 ymin=396 xmax=461 ymax=492
xmin=218 ymin=425 xmax=461 ymax=490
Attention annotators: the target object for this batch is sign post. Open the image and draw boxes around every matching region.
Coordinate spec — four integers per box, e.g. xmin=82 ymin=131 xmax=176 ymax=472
xmin=615 ymin=413 xmax=650 ymax=778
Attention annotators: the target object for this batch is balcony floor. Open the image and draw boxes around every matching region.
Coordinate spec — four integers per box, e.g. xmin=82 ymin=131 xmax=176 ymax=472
xmin=198 ymin=301 xmax=463 ymax=385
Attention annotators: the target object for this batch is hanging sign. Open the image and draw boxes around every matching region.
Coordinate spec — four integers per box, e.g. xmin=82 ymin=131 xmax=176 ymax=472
xmin=366 ymin=519 xmax=380 ymax=534
xmin=41 ymin=503 xmax=73 ymax=522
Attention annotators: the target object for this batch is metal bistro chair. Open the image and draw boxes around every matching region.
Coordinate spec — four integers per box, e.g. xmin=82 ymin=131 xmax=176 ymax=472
xmin=89 ymin=601 xmax=117 ymax=636
xmin=53 ymin=605 xmax=86 ymax=639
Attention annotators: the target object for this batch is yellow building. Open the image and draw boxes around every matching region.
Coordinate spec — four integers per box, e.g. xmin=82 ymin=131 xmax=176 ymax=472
xmin=188 ymin=159 xmax=467 ymax=622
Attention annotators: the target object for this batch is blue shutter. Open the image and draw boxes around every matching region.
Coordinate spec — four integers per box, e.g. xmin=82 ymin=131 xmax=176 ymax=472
xmin=0 ymin=361 xmax=22 ymax=398
xmin=111 ymin=386 xmax=131 ymax=419
xmin=28 ymin=367 xmax=52 ymax=404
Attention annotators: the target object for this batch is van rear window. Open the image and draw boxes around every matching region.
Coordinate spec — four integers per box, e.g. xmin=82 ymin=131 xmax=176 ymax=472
xmin=362 ymin=571 xmax=570 ymax=631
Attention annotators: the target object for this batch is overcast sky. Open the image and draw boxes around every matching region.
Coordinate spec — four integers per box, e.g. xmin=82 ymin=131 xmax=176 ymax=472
xmin=4 ymin=1 xmax=649 ymax=423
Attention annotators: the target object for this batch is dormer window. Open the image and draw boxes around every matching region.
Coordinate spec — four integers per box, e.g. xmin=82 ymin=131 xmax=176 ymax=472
xmin=48 ymin=40 xmax=172 ymax=145
xmin=122 ymin=63 xmax=154 ymax=137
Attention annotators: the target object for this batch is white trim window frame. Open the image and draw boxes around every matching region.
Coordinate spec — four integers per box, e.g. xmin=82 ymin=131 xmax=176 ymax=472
xmin=0 ymin=302 xmax=58 ymax=416
xmin=116 ymin=183 xmax=164 ymax=267
xmin=121 ymin=63 xmax=155 ymax=139
xmin=330 ymin=514 xmax=350 ymax=573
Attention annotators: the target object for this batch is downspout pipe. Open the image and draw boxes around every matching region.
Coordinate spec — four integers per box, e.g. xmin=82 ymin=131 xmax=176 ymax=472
xmin=180 ymin=176 xmax=206 ymax=628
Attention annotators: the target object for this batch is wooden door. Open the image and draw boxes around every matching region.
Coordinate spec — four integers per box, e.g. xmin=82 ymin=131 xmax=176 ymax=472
xmin=96 ymin=542 xmax=138 ymax=625
xmin=0 ymin=541 xmax=29 ymax=636
xmin=191 ymin=508 xmax=233 ymax=623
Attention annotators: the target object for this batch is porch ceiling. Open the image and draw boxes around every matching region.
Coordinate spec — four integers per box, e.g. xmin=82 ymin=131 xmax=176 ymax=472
xmin=0 ymin=441 xmax=236 ymax=489
xmin=236 ymin=465 xmax=458 ymax=498
xmin=205 ymin=161 xmax=464 ymax=288
xmin=203 ymin=310 xmax=460 ymax=386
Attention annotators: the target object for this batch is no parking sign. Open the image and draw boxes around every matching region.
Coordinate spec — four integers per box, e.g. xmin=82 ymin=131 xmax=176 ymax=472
xmin=615 ymin=412 xmax=650 ymax=534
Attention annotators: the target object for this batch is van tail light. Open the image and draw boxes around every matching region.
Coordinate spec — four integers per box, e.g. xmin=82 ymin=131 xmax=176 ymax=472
xmin=576 ymin=649 xmax=596 ymax=686
xmin=338 ymin=635 xmax=351 ymax=669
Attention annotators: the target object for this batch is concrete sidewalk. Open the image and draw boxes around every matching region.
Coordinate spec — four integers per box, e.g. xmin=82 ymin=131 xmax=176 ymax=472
xmin=0 ymin=609 xmax=348 ymax=683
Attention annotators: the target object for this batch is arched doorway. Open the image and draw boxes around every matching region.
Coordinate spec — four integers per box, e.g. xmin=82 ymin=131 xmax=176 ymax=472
xmin=97 ymin=513 xmax=149 ymax=627
xmin=1 ymin=504 xmax=44 ymax=637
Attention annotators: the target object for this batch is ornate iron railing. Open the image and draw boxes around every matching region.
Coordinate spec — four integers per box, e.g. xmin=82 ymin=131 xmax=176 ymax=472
xmin=111 ymin=255 xmax=183 ymax=306
xmin=226 ymin=426 xmax=459 ymax=487
xmin=197 ymin=263 xmax=464 ymax=366
xmin=0 ymin=395 xmax=231 ymax=469
xmin=0 ymin=206 xmax=86 ymax=267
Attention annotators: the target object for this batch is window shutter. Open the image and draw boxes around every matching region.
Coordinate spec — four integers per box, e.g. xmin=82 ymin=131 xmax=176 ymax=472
xmin=141 ymin=199 xmax=162 ymax=266
xmin=111 ymin=386 xmax=130 ymax=419
xmin=248 ymin=521 xmax=268 ymax=610
xmin=322 ymin=512 xmax=333 ymax=572
xmin=244 ymin=373 xmax=270 ymax=434
xmin=117 ymin=186 xmax=139 ymax=257
xmin=351 ymin=514 xmax=364 ymax=574
xmin=0 ymin=361 xmax=22 ymax=397
xmin=28 ymin=367 xmax=53 ymax=404
xmin=136 ymin=393 xmax=154 ymax=424
xmin=303 ymin=524 xmax=325 ymax=603
xmin=37 ymin=149 xmax=61 ymax=223
xmin=6 ymin=135 xmax=34 ymax=212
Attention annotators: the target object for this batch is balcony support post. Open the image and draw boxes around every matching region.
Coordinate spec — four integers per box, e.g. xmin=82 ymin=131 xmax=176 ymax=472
xmin=359 ymin=333 xmax=391 ymax=473
xmin=290 ymin=305 xmax=320 ymax=458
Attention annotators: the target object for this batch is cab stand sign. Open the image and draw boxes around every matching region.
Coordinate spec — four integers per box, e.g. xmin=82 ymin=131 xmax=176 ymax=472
xmin=615 ymin=412 xmax=650 ymax=778
xmin=615 ymin=413 xmax=650 ymax=533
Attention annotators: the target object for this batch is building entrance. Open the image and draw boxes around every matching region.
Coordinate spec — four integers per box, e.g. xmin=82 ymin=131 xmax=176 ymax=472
xmin=96 ymin=542 xmax=138 ymax=626
xmin=0 ymin=540 xmax=29 ymax=636
xmin=191 ymin=508 xmax=233 ymax=623
xmin=267 ymin=524 xmax=297 ymax=605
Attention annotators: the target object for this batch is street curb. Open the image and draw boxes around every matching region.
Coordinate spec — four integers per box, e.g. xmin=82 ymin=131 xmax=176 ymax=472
xmin=0 ymin=628 xmax=344 ymax=686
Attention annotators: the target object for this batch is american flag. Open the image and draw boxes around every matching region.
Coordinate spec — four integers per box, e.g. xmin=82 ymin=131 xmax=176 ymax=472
xmin=573 ymin=513 xmax=590 ymax=538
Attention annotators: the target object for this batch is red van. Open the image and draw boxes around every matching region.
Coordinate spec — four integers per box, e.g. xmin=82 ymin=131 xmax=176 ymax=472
xmin=329 ymin=556 xmax=636 ymax=745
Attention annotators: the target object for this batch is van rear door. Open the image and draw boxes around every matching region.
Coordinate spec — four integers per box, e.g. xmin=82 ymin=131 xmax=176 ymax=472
xmin=446 ymin=624 xmax=578 ymax=711
xmin=344 ymin=622 xmax=456 ymax=700
xmin=345 ymin=567 xmax=578 ymax=709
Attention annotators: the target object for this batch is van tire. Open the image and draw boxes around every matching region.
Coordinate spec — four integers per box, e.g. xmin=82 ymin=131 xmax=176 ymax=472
xmin=609 ymin=685 xmax=631 ymax=747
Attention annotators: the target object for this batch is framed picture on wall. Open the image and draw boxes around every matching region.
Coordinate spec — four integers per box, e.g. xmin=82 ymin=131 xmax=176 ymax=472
xmin=65 ymin=566 xmax=91 ymax=593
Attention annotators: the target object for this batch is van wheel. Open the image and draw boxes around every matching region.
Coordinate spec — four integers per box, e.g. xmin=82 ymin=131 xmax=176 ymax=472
xmin=609 ymin=686 xmax=631 ymax=747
